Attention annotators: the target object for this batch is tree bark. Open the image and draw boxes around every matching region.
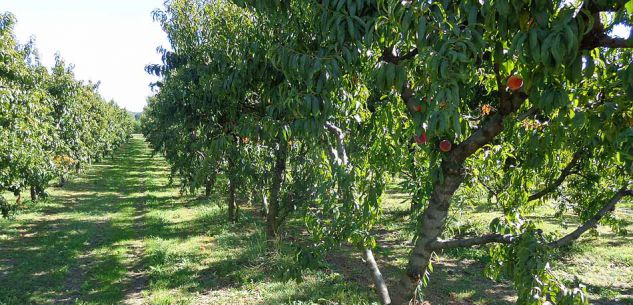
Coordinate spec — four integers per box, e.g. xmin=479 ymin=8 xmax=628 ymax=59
xmin=205 ymin=170 xmax=216 ymax=198
xmin=390 ymin=92 xmax=527 ymax=304
xmin=364 ymin=248 xmax=392 ymax=305
xmin=267 ymin=141 xmax=288 ymax=245
xmin=30 ymin=186 xmax=38 ymax=202
xmin=390 ymin=168 xmax=465 ymax=305
xmin=549 ymin=189 xmax=632 ymax=248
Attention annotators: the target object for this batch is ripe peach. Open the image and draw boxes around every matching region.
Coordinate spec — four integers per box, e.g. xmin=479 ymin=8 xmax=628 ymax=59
xmin=507 ymin=75 xmax=523 ymax=91
xmin=439 ymin=140 xmax=452 ymax=152
xmin=415 ymin=133 xmax=428 ymax=145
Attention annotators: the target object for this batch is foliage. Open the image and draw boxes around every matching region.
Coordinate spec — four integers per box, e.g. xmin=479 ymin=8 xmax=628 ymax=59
xmin=0 ymin=12 xmax=134 ymax=215
xmin=143 ymin=0 xmax=632 ymax=304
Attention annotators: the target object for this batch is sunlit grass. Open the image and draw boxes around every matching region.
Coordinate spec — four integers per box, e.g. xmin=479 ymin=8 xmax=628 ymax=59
xmin=0 ymin=136 xmax=376 ymax=305
xmin=1 ymin=135 xmax=630 ymax=304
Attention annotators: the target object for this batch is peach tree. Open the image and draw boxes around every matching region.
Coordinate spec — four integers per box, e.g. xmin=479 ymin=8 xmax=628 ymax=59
xmin=143 ymin=0 xmax=632 ymax=304
xmin=231 ymin=0 xmax=633 ymax=304
xmin=1 ymin=12 xmax=134 ymax=215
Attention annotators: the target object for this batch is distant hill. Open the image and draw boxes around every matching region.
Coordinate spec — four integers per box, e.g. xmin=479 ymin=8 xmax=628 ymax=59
xmin=127 ymin=111 xmax=142 ymax=120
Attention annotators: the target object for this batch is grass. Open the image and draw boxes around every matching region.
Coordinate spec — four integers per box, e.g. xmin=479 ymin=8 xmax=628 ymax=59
xmin=375 ymin=181 xmax=632 ymax=305
xmin=1 ymin=135 xmax=630 ymax=305
xmin=0 ymin=135 xmax=373 ymax=305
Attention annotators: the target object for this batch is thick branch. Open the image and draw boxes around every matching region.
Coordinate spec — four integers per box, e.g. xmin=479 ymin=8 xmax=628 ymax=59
xmin=364 ymin=248 xmax=391 ymax=305
xmin=579 ymin=8 xmax=633 ymax=50
xmin=528 ymin=149 xmax=583 ymax=201
xmin=428 ymin=234 xmax=515 ymax=250
xmin=549 ymin=189 xmax=633 ymax=248
xmin=585 ymin=0 xmax=628 ymax=13
xmin=582 ymin=32 xmax=633 ymax=49
xmin=451 ymin=92 xmax=528 ymax=164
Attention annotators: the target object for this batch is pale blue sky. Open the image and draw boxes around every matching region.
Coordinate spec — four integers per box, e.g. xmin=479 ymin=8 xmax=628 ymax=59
xmin=3 ymin=0 xmax=169 ymax=112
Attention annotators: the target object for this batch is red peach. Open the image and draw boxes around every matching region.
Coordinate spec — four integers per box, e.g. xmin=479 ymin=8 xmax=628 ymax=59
xmin=439 ymin=140 xmax=452 ymax=152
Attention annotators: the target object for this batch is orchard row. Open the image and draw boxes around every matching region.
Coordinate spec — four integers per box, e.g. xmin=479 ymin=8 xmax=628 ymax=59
xmin=0 ymin=13 xmax=135 ymax=216
xmin=143 ymin=1 xmax=632 ymax=305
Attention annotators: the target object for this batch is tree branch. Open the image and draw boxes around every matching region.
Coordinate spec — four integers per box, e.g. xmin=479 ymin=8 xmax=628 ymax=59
xmin=585 ymin=0 xmax=628 ymax=13
xmin=549 ymin=188 xmax=633 ymax=248
xmin=323 ymin=122 xmax=391 ymax=304
xmin=528 ymin=149 xmax=584 ymax=202
xmin=380 ymin=47 xmax=419 ymax=65
xmin=516 ymin=106 xmax=539 ymax=121
xmin=451 ymin=92 xmax=528 ymax=164
xmin=428 ymin=233 xmax=516 ymax=250
xmin=579 ymin=8 xmax=633 ymax=50
xmin=363 ymin=248 xmax=392 ymax=305
xmin=324 ymin=122 xmax=348 ymax=165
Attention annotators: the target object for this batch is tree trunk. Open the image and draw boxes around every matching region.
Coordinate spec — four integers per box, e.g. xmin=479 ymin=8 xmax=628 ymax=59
xmin=227 ymin=156 xmax=238 ymax=222
xmin=266 ymin=142 xmax=288 ymax=246
xmin=205 ymin=171 xmax=216 ymax=197
xmin=390 ymin=166 xmax=464 ymax=304
xmin=59 ymin=175 xmax=67 ymax=187
xmin=364 ymin=248 xmax=391 ymax=304
xmin=30 ymin=186 xmax=38 ymax=202
xmin=261 ymin=192 xmax=269 ymax=216
xmin=227 ymin=176 xmax=237 ymax=222
xmin=1 ymin=195 xmax=9 ymax=218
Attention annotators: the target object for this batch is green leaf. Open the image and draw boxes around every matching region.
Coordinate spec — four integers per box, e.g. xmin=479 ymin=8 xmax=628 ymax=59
xmin=416 ymin=16 xmax=427 ymax=49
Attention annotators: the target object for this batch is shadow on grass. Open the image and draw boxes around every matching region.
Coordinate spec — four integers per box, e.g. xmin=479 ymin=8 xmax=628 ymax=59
xmin=0 ymin=136 xmax=181 ymax=305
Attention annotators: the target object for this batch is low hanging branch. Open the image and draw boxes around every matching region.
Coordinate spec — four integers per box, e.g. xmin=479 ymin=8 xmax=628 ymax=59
xmin=528 ymin=149 xmax=584 ymax=202
xmin=323 ymin=122 xmax=391 ymax=305
xmin=324 ymin=122 xmax=348 ymax=165
xmin=548 ymin=188 xmax=633 ymax=248
xmin=428 ymin=188 xmax=632 ymax=251
xmin=364 ymin=248 xmax=392 ymax=305
xmin=428 ymin=233 xmax=515 ymax=250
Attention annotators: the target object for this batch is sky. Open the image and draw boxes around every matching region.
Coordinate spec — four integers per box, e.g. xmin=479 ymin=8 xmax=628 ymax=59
xmin=3 ymin=0 xmax=169 ymax=112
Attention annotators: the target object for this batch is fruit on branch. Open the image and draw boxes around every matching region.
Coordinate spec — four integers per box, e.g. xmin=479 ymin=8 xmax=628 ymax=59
xmin=507 ymin=75 xmax=524 ymax=91
xmin=415 ymin=133 xmax=428 ymax=145
xmin=481 ymin=104 xmax=493 ymax=115
xmin=439 ymin=139 xmax=452 ymax=152
xmin=414 ymin=105 xmax=423 ymax=112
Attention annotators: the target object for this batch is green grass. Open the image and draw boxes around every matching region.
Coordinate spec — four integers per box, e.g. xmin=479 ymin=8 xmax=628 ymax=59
xmin=375 ymin=180 xmax=632 ymax=305
xmin=1 ymin=135 xmax=630 ymax=305
xmin=0 ymin=135 xmax=374 ymax=305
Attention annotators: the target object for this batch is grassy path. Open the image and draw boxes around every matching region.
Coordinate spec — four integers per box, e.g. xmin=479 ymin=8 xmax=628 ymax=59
xmin=0 ymin=136 xmax=160 ymax=304
xmin=0 ymin=135 xmax=374 ymax=305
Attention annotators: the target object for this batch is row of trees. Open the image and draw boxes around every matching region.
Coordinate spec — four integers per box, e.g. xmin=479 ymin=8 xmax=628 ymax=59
xmin=0 ymin=12 xmax=135 ymax=217
xmin=142 ymin=1 xmax=632 ymax=304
